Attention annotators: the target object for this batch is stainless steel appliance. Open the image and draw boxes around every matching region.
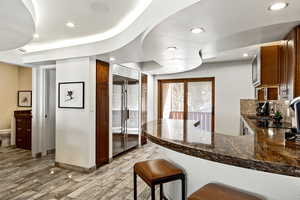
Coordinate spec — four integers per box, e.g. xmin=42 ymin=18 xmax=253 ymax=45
xmin=112 ymin=74 xmax=139 ymax=156
xmin=290 ymin=97 xmax=300 ymax=133
xmin=256 ymin=102 xmax=269 ymax=116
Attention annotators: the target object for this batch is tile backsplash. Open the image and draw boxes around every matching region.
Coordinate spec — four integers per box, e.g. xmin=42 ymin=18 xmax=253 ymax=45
xmin=240 ymin=99 xmax=295 ymax=124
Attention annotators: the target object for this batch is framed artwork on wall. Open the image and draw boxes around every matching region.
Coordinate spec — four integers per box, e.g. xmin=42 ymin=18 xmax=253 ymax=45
xmin=58 ymin=82 xmax=85 ymax=109
xmin=18 ymin=91 xmax=32 ymax=107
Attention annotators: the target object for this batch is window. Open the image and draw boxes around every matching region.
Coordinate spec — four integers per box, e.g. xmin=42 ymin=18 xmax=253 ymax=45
xmin=158 ymin=78 xmax=215 ymax=132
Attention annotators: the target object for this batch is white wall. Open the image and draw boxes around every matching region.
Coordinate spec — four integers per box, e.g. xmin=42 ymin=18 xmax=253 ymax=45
xmin=152 ymin=61 xmax=255 ymax=135
xmin=160 ymin=146 xmax=300 ymax=200
xmin=56 ymin=57 xmax=96 ymax=168
xmin=147 ymin=74 xmax=155 ymax=122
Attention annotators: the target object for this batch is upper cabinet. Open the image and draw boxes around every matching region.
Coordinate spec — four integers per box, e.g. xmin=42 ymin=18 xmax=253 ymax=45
xmin=260 ymin=45 xmax=280 ymax=86
xmin=252 ymin=26 xmax=300 ymax=100
xmin=252 ymin=45 xmax=280 ymax=100
xmin=252 ymin=45 xmax=280 ymax=87
xmin=279 ymin=27 xmax=300 ymax=100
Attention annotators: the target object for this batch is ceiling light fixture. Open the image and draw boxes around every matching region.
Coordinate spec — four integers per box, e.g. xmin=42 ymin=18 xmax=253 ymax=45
xmin=33 ymin=33 xmax=39 ymax=39
xmin=191 ymin=27 xmax=205 ymax=34
xmin=110 ymin=57 xmax=116 ymax=61
xmin=268 ymin=2 xmax=288 ymax=11
xmin=66 ymin=22 xmax=75 ymax=28
xmin=167 ymin=47 xmax=177 ymax=51
xmin=243 ymin=53 xmax=249 ymax=57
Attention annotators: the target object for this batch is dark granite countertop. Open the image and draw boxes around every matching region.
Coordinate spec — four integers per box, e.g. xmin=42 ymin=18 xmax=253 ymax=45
xmin=143 ymin=118 xmax=300 ymax=177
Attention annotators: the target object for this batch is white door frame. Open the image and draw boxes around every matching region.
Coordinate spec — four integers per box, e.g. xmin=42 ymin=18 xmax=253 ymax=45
xmin=31 ymin=65 xmax=56 ymax=157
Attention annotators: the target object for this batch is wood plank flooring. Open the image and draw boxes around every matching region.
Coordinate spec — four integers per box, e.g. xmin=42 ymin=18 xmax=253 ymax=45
xmin=0 ymin=144 xmax=161 ymax=200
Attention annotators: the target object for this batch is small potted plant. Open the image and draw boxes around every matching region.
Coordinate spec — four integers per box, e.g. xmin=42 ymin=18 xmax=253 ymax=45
xmin=273 ymin=111 xmax=283 ymax=125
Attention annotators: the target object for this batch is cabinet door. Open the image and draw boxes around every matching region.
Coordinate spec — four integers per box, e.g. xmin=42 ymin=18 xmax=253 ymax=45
xmin=260 ymin=46 xmax=280 ymax=85
xmin=257 ymin=88 xmax=265 ymax=101
xmin=286 ymin=30 xmax=297 ymax=99
xmin=296 ymin=28 xmax=300 ymax=97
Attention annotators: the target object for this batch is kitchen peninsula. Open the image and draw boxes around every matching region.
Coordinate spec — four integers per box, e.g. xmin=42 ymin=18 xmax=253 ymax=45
xmin=143 ymin=119 xmax=300 ymax=200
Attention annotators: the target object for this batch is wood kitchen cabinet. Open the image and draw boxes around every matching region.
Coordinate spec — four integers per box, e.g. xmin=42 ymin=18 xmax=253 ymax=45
xmin=279 ymin=26 xmax=300 ymax=99
xmin=256 ymin=87 xmax=278 ymax=101
xmin=260 ymin=45 xmax=280 ymax=86
xmin=14 ymin=110 xmax=32 ymax=150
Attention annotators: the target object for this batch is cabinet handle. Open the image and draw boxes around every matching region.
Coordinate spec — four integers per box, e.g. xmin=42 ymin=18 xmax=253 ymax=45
xmin=27 ymin=129 xmax=31 ymax=132
xmin=17 ymin=128 xmax=22 ymax=131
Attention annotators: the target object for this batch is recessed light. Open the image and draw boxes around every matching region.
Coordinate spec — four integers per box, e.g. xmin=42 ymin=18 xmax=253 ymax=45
xmin=66 ymin=22 xmax=75 ymax=28
xmin=268 ymin=2 xmax=288 ymax=11
xmin=243 ymin=53 xmax=249 ymax=57
xmin=110 ymin=57 xmax=116 ymax=61
xmin=191 ymin=27 xmax=205 ymax=34
xmin=167 ymin=47 xmax=177 ymax=51
xmin=33 ymin=33 xmax=39 ymax=39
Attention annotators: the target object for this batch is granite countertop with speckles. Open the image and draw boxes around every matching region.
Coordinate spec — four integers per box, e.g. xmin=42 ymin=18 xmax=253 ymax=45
xmin=143 ymin=118 xmax=300 ymax=177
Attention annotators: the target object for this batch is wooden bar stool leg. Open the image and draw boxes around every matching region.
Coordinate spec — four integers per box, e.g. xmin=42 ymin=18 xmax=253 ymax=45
xmin=160 ymin=184 xmax=163 ymax=200
xmin=134 ymin=172 xmax=137 ymax=200
xmin=181 ymin=176 xmax=186 ymax=200
xmin=151 ymin=185 xmax=156 ymax=200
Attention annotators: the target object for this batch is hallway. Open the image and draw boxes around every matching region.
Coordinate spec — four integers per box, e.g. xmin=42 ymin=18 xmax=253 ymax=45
xmin=0 ymin=144 xmax=160 ymax=200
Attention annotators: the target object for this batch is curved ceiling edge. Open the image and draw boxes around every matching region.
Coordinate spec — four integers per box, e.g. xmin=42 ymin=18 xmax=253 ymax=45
xmin=22 ymin=0 xmax=37 ymax=25
xmin=22 ymin=0 xmax=202 ymax=64
xmin=23 ymin=0 xmax=153 ymax=53
xmin=139 ymin=0 xmax=201 ymax=44
xmin=0 ymin=0 xmax=35 ymax=51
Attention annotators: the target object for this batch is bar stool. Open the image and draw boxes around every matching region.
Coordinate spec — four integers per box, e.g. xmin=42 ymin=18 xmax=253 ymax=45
xmin=134 ymin=159 xmax=186 ymax=200
xmin=188 ymin=183 xmax=263 ymax=200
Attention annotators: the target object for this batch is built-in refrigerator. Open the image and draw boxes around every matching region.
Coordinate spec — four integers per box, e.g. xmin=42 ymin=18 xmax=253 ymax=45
xmin=112 ymin=74 xmax=139 ymax=156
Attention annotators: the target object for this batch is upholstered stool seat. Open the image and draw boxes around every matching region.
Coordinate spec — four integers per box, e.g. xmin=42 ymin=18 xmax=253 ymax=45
xmin=188 ymin=183 xmax=263 ymax=200
xmin=134 ymin=159 xmax=186 ymax=200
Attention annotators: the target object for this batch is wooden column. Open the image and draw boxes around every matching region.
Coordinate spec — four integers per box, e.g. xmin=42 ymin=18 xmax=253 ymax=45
xmin=96 ymin=60 xmax=109 ymax=167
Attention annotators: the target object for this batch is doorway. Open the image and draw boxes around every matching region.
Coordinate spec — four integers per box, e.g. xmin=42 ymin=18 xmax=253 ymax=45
xmin=158 ymin=77 xmax=215 ymax=132
xmin=44 ymin=68 xmax=56 ymax=155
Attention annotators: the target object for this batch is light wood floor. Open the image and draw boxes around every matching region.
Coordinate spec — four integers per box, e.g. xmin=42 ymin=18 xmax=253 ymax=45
xmin=0 ymin=144 xmax=160 ymax=200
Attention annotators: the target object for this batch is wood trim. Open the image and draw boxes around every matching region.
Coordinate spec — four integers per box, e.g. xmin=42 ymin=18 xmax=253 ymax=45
xmin=183 ymin=80 xmax=188 ymax=120
xmin=157 ymin=77 xmax=215 ymax=132
xmin=96 ymin=60 xmax=109 ymax=167
xmin=157 ymin=81 xmax=163 ymax=120
xmin=141 ymin=73 xmax=148 ymax=145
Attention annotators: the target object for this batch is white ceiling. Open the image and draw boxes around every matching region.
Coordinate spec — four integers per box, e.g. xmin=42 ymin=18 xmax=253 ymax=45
xmin=139 ymin=0 xmax=300 ymax=74
xmin=4 ymin=0 xmax=300 ymax=74
xmin=23 ymin=0 xmax=152 ymax=52
xmin=0 ymin=0 xmax=35 ymax=51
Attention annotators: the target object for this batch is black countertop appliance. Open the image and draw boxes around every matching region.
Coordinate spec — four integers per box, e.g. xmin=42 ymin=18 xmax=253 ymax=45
xmin=256 ymin=101 xmax=269 ymax=116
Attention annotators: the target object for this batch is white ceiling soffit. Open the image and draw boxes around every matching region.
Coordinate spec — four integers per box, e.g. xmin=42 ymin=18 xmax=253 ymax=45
xmin=22 ymin=0 xmax=201 ymax=64
xmin=0 ymin=0 xmax=35 ymax=51
xmin=0 ymin=50 xmax=32 ymax=67
xmin=142 ymin=0 xmax=300 ymax=74
xmin=22 ymin=0 xmax=152 ymax=52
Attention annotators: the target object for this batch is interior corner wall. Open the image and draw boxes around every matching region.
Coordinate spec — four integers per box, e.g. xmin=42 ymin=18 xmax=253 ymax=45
xmin=152 ymin=61 xmax=255 ymax=135
xmin=0 ymin=62 xmax=32 ymax=130
xmin=55 ymin=57 xmax=96 ymax=168
xmin=18 ymin=67 xmax=32 ymax=91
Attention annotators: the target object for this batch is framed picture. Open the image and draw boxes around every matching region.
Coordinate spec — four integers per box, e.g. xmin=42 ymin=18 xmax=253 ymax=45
xmin=58 ymin=82 xmax=85 ymax=109
xmin=18 ymin=91 xmax=32 ymax=107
